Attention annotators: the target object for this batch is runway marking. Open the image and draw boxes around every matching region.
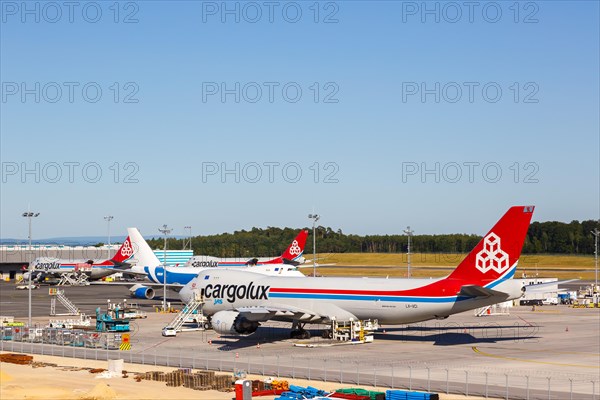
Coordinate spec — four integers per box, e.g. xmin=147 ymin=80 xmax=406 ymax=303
xmin=136 ymin=338 xmax=172 ymax=353
xmin=472 ymin=346 xmax=600 ymax=369
xmin=516 ymin=315 xmax=535 ymax=326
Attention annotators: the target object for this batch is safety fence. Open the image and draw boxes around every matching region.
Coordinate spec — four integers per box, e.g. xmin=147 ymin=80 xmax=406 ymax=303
xmin=1 ymin=336 xmax=597 ymax=400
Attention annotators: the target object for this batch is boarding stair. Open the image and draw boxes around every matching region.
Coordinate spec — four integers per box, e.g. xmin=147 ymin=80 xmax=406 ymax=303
xmin=57 ymin=272 xmax=90 ymax=286
xmin=50 ymin=289 xmax=80 ymax=316
xmin=165 ymin=293 xmax=206 ymax=334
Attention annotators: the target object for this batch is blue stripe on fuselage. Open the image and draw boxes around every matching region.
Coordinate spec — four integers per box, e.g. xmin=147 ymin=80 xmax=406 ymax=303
xmin=145 ymin=267 xmax=195 ymax=285
xmin=268 ymin=293 xmax=471 ymax=302
xmin=267 ymin=266 xmax=518 ymax=303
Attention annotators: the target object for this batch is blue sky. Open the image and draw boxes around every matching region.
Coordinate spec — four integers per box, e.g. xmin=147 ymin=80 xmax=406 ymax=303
xmin=1 ymin=0 xmax=598 ymax=239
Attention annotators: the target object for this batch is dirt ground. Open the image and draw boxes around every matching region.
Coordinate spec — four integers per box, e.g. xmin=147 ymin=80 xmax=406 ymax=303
xmin=0 ymin=352 xmax=493 ymax=400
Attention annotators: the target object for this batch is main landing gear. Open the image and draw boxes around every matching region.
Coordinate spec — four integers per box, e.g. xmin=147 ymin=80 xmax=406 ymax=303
xmin=290 ymin=321 xmax=311 ymax=339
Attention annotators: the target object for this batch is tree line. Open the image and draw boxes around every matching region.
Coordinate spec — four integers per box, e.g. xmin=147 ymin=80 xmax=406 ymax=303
xmin=146 ymin=220 xmax=599 ymax=257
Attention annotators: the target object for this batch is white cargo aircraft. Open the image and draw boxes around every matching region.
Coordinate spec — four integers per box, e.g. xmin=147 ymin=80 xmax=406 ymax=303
xmin=22 ymin=237 xmax=134 ymax=283
xmin=180 ymin=206 xmax=535 ymax=339
xmin=123 ymin=228 xmax=305 ymax=299
xmin=185 ymin=229 xmax=309 ymax=268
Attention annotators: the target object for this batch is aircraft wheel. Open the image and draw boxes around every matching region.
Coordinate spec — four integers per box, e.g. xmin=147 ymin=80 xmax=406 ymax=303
xmin=300 ymin=330 xmax=311 ymax=339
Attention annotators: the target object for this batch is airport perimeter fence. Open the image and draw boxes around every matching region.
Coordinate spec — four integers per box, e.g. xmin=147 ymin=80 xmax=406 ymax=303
xmin=1 ymin=335 xmax=598 ymax=400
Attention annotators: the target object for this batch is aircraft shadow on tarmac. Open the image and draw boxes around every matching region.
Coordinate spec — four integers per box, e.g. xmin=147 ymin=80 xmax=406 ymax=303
xmin=211 ymin=325 xmax=348 ymax=350
xmin=210 ymin=324 xmax=541 ymax=350
xmin=374 ymin=325 xmax=542 ymax=346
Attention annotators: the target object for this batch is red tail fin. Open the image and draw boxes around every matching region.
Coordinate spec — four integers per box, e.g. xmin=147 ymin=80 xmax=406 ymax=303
xmin=448 ymin=206 xmax=534 ymax=283
xmin=281 ymin=230 xmax=309 ymax=260
xmin=111 ymin=236 xmax=134 ymax=263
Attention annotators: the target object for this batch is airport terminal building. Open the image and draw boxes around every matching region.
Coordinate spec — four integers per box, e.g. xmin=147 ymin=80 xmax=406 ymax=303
xmin=0 ymin=245 xmax=193 ymax=280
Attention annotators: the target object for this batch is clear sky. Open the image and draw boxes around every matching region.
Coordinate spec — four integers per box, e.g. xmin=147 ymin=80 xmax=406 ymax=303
xmin=1 ymin=0 xmax=598 ymax=239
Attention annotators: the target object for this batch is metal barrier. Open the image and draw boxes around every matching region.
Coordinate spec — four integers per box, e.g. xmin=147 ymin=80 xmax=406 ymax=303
xmin=0 ymin=330 xmax=597 ymax=400
xmin=1 ymin=325 xmax=121 ymax=349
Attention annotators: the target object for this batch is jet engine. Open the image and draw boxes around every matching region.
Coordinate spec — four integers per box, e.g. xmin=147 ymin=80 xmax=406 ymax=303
xmin=23 ymin=271 xmax=48 ymax=283
xmin=211 ymin=310 xmax=259 ymax=335
xmin=129 ymin=284 xmax=155 ymax=299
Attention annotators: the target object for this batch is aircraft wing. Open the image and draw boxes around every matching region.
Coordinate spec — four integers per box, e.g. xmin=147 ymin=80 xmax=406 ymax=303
xmin=459 ymin=285 xmax=508 ymax=298
xmin=522 ymin=279 xmax=578 ymax=293
xmin=90 ymin=281 xmax=185 ymax=290
xmin=234 ymin=302 xmax=357 ymax=323
xmin=99 ymin=268 xmax=146 ymax=275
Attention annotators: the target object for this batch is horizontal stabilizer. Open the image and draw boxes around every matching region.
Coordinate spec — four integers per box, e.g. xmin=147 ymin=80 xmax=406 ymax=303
xmin=523 ymin=279 xmax=578 ymax=293
xmin=459 ymin=285 xmax=506 ymax=298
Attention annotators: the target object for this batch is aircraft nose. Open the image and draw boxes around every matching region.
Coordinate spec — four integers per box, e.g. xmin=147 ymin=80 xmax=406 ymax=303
xmin=179 ymin=283 xmax=191 ymax=303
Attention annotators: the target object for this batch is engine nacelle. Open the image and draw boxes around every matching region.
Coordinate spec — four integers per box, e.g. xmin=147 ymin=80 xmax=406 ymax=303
xmin=23 ymin=271 xmax=47 ymax=283
xmin=129 ymin=284 xmax=155 ymax=300
xmin=211 ymin=310 xmax=259 ymax=335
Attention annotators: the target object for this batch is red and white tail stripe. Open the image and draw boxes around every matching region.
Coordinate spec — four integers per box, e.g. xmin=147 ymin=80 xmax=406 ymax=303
xmin=447 ymin=205 xmax=534 ymax=284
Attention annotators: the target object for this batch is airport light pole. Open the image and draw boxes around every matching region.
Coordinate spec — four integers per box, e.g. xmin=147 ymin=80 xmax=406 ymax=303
xmin=183 ymin=226 xmax=192 ymax=250
xmin=158 ymin=225 xmax=172 ymax=312
xmin=403 ymin=226 xmax=414 ymax=278
xmin=104 ymin=215 xmax=114 ymax=250
xmin=22 ymin=209 xmax=40 ymax=327
xmin=308 ymin=214 xmax=320 ymax=277
xmin=592 ymin=228 xmax=599 ymax=293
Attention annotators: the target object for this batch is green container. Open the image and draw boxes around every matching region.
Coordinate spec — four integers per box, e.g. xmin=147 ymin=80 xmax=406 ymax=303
xmin=335 ymin=388 xmax=385 ymax=400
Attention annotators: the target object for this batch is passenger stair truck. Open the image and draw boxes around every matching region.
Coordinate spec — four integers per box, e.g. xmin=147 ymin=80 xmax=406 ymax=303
xmin=49 ymin=288 xmax=80 ymax=316
xmin=162 ymin=292 xmax=207 ymax=337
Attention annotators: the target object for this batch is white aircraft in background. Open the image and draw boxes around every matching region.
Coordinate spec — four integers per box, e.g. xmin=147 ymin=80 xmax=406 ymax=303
xmin=185 ymin=229 xmax=309 ymax=268
xmin=122 ymin=228 xmax=305 ymax=299
xmin=180 ymin=206 xmax=535 ymax=339
xmin=22 ymin=237 xmax=134 ymax=283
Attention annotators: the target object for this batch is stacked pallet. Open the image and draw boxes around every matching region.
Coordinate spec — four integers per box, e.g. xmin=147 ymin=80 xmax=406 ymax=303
xmin=193 ymin=371 xmax=216 ymax=389
xmin=144 ymin=371 xmax=166 ymax=381
xmin=211 ymin=374 xmax=232 ymax=391
xmin=140 ymin=369 xmax=231 ymax=391
xmin=165 ymin=370 xmax=185 ymax=387
xmin=0 ymin=353 xmax=33 ymax=365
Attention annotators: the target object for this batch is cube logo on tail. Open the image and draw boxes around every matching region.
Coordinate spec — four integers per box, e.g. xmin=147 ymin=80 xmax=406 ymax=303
xmin=447 ymin=205 xmax=534 ymax=284
xmin=282 ymin=230 xmax=308 ymax=260
xmin=120 ymin=238 xmax=134 ymax=258
xmin=288 ymin=240 xmax=302 ymax=256
xmin=475 ymin=233 xmax=509 ymax=274
xmin=111 ymin=236 xmax=134 ymax=263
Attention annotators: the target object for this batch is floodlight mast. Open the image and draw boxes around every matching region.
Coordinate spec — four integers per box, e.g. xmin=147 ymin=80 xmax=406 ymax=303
xmin=308 ymin=214 xmax=320 ymax=277
xmin=592 ymin=228 xmax=599 ymax=296
xmin=403 ymin=226 xmax=414 ymax=278
xmin=104 ymin=215 xmax=114 ymax=249
xmin=158 ymin=224 xmax=172 ymax=312
xmin=22 ymin=208 xmax=40 ymax=328
xmin=183 ymin=226 xmax=192 ymax=250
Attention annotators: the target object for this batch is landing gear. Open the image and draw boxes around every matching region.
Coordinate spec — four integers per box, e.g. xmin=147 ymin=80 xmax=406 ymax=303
xmin=290 ymin=321 xmax=311 ymax=339
xmin=321 ymin=330 xmax=333 ymax=339
xmin=290 ymin=329 xmax=311 ymax=339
